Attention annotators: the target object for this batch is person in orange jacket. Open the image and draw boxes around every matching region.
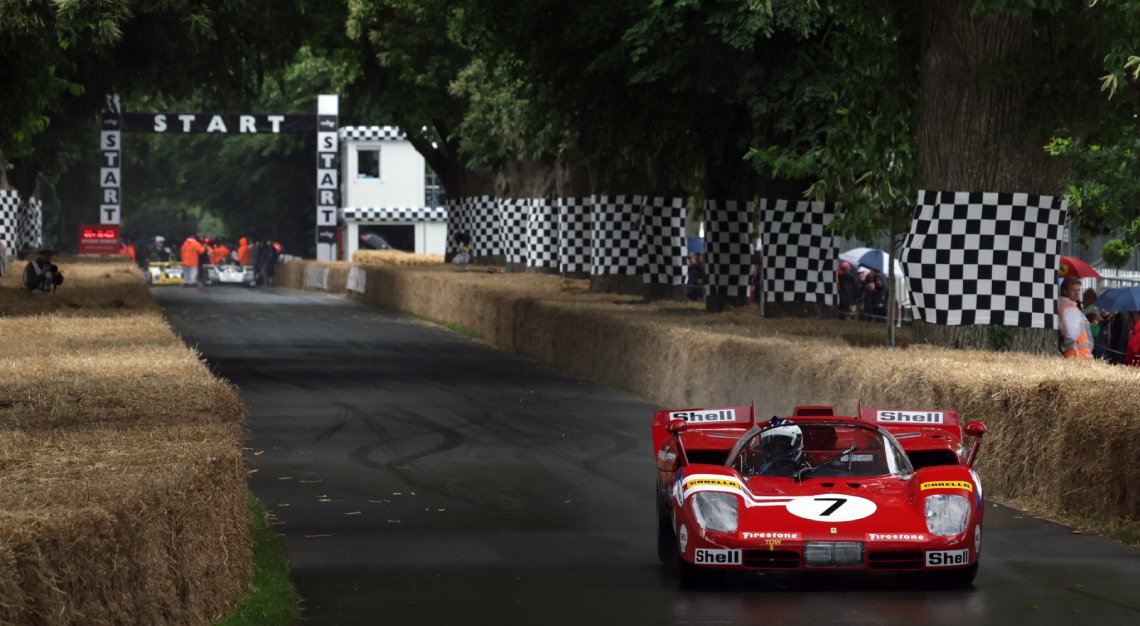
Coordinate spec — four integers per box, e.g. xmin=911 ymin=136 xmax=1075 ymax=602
xmin=237 ymin=237 xmax=251 ymax=266
xmin=180 ymin=235 xmax=206 ymax=286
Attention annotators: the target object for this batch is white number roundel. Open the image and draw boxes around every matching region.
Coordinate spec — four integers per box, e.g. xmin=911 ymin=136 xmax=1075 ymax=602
xmin=785 ymin=494 xmax=877 ymax=522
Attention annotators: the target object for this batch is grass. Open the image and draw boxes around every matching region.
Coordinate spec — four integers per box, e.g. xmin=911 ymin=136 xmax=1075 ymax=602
xmin=215 ymin=493 xmax=301 ymax=626
xmin=404 ymin=310 xmax=483 ymax=340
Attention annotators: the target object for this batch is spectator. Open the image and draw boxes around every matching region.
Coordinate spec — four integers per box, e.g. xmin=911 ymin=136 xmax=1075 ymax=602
xmin=237 ymin=237 xmax=251 ymax=266
xmin=1088 ymin=310 xmax=1108 ymax=359
xmin=1082 ymin=288 xmax=1100 ymax=320
xmin=23 ymin=248 xmax=63 ymax=293
xmin=837 ymin=261 xmax=862 ymax=320
xmin=1125 ymin=313 xmax=1140 ymax=366
xmin=180 ymin=235 xmax=205 ymax=287
xmin=1058 ymin=277 xmax=1092 ymax=359
xmin=861 ymin=271 xmax=888 ymax=322
xmin=686 ymin=254 xmax=706 ymax=302
xmin=1104 ymin=310 xmax=1131 ymax=364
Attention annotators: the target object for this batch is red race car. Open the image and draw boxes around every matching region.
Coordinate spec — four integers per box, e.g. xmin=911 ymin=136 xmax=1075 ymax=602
xmin=652 ymin=404 xmax=986 ymax=586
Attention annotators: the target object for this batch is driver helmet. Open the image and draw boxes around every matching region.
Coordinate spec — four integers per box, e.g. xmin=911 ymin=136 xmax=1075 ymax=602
xmin=760 ymin=424 xmax=804 ymax=463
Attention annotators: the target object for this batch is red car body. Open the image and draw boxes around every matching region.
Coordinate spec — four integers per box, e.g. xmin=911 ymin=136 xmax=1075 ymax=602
xmin=653 ymin=404 xmax=986 ymax=586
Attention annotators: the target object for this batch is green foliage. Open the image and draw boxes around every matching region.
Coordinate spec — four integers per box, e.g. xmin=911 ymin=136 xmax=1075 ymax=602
xmin=1045 ymin=133 xmax=1140 ymax=266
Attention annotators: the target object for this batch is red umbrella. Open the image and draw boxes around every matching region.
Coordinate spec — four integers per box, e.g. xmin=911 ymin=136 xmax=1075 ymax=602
xmin=1059 ymin=256 xmax=1101 ymax=279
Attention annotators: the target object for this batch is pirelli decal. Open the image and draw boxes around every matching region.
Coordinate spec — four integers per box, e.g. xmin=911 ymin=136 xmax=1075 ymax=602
xmin=920 ymin=480 xmax=974 ymax=492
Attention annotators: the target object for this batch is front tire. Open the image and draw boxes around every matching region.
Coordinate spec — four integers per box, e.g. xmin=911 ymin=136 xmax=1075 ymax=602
xmin=656 ymin=481 xmax=675 ymax=564
xmin=918 ymin=562 xmax=979 ymax=588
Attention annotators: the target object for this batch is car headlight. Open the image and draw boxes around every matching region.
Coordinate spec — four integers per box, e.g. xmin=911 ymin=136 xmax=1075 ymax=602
xmin=691 ymin=492 xmax=738 ymax=533
xmin=925 ymin=494 xmax=970 ymax=536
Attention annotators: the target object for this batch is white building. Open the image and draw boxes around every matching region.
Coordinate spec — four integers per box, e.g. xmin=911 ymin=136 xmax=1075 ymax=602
xmin=337 ymin=126 xmax=447 ymax=261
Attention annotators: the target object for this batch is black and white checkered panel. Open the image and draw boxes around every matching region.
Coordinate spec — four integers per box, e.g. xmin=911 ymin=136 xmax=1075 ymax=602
xmin=642 ymin=197 xmax=688 ymax=285
xmin=18 ymin=196 xmax=43 ymax=250
xmin=525 ymin=198 xmax=558 ymax=268
xmin=500 ymin=198 xmax=530 ymax=265
xmin=590 ymin=195 xmax=643 ymax=276
xmin=446 ymin=197 xmax=474 ymax=254
xmin=760 ymin=199 xmax=837 ymax=305
xmin=557 ymin=197 xmax=591 ymax=273
xmin=465 ymin=196 xmax=502 ymax=257
xmin=338 ymin=126 xmax=406 ymax=141
xmin=341 ymin=207 xmax=448 ymax=223
xmin=902 ymin=190 xmax=1066 ymax=329
xmin=706 ymin=200 xmax=756 ymax=297
xmin=0 ymin=190 xmax=19 ymax=255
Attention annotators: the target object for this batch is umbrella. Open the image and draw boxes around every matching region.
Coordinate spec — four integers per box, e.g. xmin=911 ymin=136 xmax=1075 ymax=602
xmin=1093 ymin=286 xmax=1140 ymax=312
xmin=1059 ymin=256 xmax=1101 ymax=279
xmin=839 ymin=247 xmax=905 ymax=277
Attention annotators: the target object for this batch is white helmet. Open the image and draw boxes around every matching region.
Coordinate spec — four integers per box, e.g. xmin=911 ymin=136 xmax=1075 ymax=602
xmin=760 ymin=424 xmax=803 ymax=462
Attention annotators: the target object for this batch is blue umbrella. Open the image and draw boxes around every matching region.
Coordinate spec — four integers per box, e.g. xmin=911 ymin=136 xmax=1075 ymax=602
xmin=1094 ymin=286 xmax=1140 ymax=312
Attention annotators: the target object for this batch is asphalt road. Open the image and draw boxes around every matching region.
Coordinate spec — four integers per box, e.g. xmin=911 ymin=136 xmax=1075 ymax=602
xmin=153 ymin=285 xmax=1140 ymax=626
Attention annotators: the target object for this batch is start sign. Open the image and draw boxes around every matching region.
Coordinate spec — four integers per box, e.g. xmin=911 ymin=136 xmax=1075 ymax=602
xmin=78 ymin=224 xmax=120 ymax=254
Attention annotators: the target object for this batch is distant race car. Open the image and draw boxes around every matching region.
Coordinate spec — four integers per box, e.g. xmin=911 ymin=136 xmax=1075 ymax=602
xmin=202 ymin=260 xmax=257 ymax=287
xmin=144 ymin=261 xmax=184 ymax=286
xmin=653 ymin=404 xmax=986 ymax=587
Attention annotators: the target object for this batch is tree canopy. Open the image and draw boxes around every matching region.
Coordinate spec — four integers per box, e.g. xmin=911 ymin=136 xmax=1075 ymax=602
xmin=6 ymin=0 xmax=1140 ymax=263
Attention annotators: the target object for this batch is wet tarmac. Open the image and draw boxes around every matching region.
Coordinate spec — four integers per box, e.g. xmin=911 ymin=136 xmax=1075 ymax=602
xmin=154 ymin=285 xmax=1140 ymax=625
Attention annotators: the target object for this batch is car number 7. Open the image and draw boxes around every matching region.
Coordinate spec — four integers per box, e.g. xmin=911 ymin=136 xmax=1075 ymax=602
xmin=814 ymin=497 xmax=846 ymax=516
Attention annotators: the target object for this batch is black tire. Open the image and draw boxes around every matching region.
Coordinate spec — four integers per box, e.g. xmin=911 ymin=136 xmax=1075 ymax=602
xmin=917 ymin=562 xmax=979 ymax=588
xmin=657 ymin=482 xmax=676 ymax=564
xmin=677 ymin=552 xmax=726 ymax=588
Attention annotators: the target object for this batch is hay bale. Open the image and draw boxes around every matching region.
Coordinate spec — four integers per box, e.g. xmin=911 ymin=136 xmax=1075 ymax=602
xmin=0 ymin=261 xmax=252 ymax=623
xmin=311 ymin=260 xmax=1140 ymax=526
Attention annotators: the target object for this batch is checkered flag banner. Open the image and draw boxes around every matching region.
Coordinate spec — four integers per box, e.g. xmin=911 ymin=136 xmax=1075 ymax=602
xmin=457 ymin=196 xmax=501 ymax=257
xmin=18 ymin=196 xmax=43 ymax=251
xmin=642 ymin=197 xmax=688 ymax=285
xmin=760 ymin=199 xmax=837 ymax=305
xmin=446 ymin=197 xmax=473 ymax=254
xmin=499 ymin=198 xmax=529 ymax=265
xmin=0 ymin=190 xmax=19 ymax=256
xmin=591 ymin=195 xmax=643 ymax=276
xmin=337 ymin=126 xmax=406 ymax=141
xmin=526 ymin=198 xmax=558 ymax=269
xmin=902 ymin=190 xmax=1066 ymax=329
xmin=342 ymin=207 xmax=447 ymax=223
xmin=557 ymin=197 xmax=592 ymax=273
xmin=706 ymin=200 xmax=756 ymax=297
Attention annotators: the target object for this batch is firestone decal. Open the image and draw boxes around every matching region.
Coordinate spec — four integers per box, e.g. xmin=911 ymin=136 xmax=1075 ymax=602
xmin=866 ymin=533 xmax=929 ymax=542
xmin=920 ymin=480 xmax=974 ymax=493
xmin=742 ymin=531 xmax=800 ymax=540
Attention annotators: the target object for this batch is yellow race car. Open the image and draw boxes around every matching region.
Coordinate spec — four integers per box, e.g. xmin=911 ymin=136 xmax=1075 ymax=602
xmin=144 ymin=261 xmax=184 ymax=286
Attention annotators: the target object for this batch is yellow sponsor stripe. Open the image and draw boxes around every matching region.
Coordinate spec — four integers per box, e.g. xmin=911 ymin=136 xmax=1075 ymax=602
xmin=920 ymin=480 xmax=974 ymax=492
xmin=683 ymin=477 xmax=741 ymax=489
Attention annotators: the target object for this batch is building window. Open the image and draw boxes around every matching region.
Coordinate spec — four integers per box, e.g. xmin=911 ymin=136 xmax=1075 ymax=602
xmin=357 ymin=148 xmax=380 ymax=179
xmin=425 ymin=163 xmax=445 ymax=206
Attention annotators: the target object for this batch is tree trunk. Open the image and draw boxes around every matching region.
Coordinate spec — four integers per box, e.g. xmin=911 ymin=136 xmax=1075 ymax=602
xmin=916 ymin=0 xmax=1061 ymax=353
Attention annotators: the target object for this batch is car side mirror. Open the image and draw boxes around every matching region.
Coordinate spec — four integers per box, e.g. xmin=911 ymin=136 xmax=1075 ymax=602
xmin=964 ymin=421 xmax=986 ymax=438
xmin=666 ymin=419 xmax=688 ymax=435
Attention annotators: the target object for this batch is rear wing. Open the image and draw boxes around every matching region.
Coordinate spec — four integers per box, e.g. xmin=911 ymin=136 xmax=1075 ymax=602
xmin=651 ymin=405 xmax=755 ymax=454
xmin=858 ymin=407 xmax=959 ymax=430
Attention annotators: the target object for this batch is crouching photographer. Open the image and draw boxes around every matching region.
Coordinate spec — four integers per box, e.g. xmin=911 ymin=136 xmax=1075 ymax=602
xmin=23 ymin=248 xmax=64 ymax=293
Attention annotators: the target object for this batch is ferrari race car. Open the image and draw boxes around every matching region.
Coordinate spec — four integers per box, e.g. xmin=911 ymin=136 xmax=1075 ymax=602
xmin=202 ymin=260 xmax=257 ymax=287
xmin=144 ymin=261 xmax=184 ymax=286
xmin=653 ymin=404 xmax=986 ymax=586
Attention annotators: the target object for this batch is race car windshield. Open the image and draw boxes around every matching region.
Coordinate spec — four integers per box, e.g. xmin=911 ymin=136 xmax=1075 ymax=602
xmin=728 ymin=422 xmax=912 ymax=479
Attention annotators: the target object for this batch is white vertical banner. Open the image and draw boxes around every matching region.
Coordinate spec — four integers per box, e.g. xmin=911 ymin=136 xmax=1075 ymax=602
xmin=100 ymin=94 xmax=122 ymax=225
xmin=316 ymin=94 xmax=339 ymax=261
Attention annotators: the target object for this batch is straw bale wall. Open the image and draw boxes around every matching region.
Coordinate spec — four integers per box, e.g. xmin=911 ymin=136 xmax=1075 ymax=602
xmin=0 ymin=257 xmax=251 ymax=625
xmin=280 ymin=260 xmax=1140 ymax=527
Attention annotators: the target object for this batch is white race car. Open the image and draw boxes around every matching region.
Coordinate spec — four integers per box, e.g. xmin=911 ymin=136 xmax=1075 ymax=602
xmin=202 ymin=261 xmax=257 ymax=287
